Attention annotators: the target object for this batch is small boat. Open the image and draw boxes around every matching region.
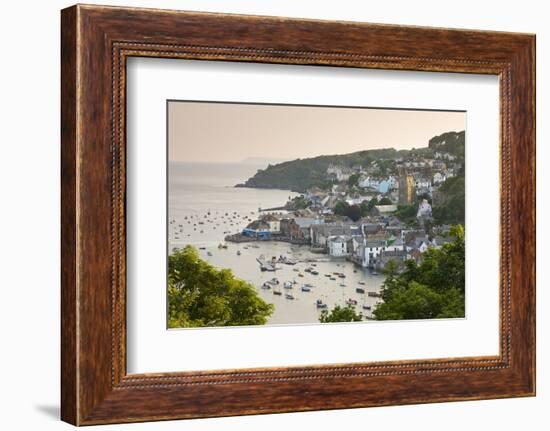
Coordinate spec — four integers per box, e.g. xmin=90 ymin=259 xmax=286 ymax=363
xmin=338 ymin=274 xmax=346 ymax=279
xmin=237 ymin=250 xmax=241 ymax=256
xmin=371 ymin=271 xmax=380 ymax=276
xmin=207 ymin=251 xmax=213 ymax=256
xmin=358 ymin=281 xmax=366 ymax=285
xmin=368 ymin=292 xmax=382 ymax=298
xmin=301 ymin=286 xmax=311 ymax=292
xmin=362 ymin=305 xmax=371 ymax=310
xmin=285 ymin=293 xmax=295 ymax=300
xmin=199 ymin=247 xmax=206 ymax=250
xmin=273 ymin=290 xmax=282 ymax=295
xmin=311 ymin=270 xmax=319 ymax=275
xmin=316 ymin=299 xmax=328 ymax=309
xmin=330 ymin=277 xmax=336 ymax=281
xmin=298 ymin=273 xmax=304 ymax=278
xmin=283 ymin=281 xmax=293 ymax=289
xmin=293 ymin=268 xmax=300 ymax=272
xmin=261 ymin=283 xmax=271 ymax=289
xmin=339 ymin=283 xmax=346 ymax=287
xmin=356 ymin=288 xmax=365 ymax=294
xmin=325 ymin=274 xmax=331 ymax=277
xmin=346 ymin=299 xmax=358 ymax=306
xmin=271 ymin=278 xmax=279 ymax=285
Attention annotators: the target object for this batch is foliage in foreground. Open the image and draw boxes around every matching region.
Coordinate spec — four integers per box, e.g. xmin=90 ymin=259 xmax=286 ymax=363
xmin=319 ymin=305 xmax=363 ymax=323
xmin=168 ymin=245 xmax=274 ymax=328
xmin=373 ymin=225 xmax=465 ymax=321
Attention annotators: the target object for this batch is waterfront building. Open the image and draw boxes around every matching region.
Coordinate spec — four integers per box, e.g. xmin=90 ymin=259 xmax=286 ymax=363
xmin=328 ymin=236 xmax=349 ymax=257
xmin=261 ymin=213 xmax=281 ymax=234
xmin=376 ymin=249 xmax=409 ymax=270
xmin=242 ymin=220 xmax=271 ymax=239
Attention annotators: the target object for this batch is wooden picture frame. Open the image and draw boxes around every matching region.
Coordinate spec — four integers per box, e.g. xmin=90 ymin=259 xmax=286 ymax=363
xmin=61 ymin=4 xmax=535 ymax=425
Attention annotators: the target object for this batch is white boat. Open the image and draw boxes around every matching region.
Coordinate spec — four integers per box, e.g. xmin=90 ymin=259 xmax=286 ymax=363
xmin=283 ymin=281 xmax=293 ymax=289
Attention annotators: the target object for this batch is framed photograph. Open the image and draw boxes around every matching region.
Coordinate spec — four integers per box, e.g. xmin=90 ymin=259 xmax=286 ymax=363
xmin=61 ymin=4 xmax=535 ymax=425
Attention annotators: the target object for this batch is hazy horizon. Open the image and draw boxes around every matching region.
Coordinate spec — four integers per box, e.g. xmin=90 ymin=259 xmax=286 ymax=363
xmin=169 ymin=101 xmax=466 ymax=163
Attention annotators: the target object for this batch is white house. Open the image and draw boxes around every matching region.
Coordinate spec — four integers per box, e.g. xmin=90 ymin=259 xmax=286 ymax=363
xmin=417 ymin=199 xmax=433 ymax=219
xmin=328 ymin=236 xmax=349 ymax=257
xmin=433 ymin=172 xmax=446 ymax=184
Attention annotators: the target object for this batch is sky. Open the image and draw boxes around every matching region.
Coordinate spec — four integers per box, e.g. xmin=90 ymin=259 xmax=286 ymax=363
xmin=168 ymin=101 xmax=465 ymax=163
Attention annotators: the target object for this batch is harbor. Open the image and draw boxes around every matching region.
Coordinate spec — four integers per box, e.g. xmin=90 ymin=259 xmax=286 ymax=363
xmin=169 ymin=213 xmax=384 ymax=324
xmin=168 ymin=161 xmax=384 ymax=325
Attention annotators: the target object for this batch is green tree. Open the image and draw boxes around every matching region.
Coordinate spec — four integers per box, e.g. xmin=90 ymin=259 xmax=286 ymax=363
xmin=432 ymin=175 xmax=465 ymax=225
xmin=360 ymin=197 xmax=379 ymax=216
xmin=168 ymin=246 xmax=274 ymax=328
xmin=378 ymin=196 xmax=393 ymax=205
xmin=319 ymin=305 xmax=363 ymax=323
xmin=347 ymin=204 xmax=362 ymax=222
xmin=374 ymin=225 xmax=465 ymax=320
xmin=348 ymin=173 xmax=360 ymax=187
xmin=334 ymin=200 xmax=350 ymax=216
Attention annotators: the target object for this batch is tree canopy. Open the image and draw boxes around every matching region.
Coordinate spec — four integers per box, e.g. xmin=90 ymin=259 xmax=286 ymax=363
xmin=433 ymin=175 xmax=465 ymax=225
xmin=319 ymin=305 xmax=363 ymax=323
xmin=168 ymin=246 xmax=274 ymax=328
xmin=373 ymin=225 xmax=465 ymax=321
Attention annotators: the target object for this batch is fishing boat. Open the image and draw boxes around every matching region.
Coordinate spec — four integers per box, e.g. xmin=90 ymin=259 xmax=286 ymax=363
xmin=356 ymin=288 xmax=365 ymax=294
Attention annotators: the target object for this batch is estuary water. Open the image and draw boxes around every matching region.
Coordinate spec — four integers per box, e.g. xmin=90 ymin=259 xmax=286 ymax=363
xmin=168 ymin=161 xmax=384 ymax=325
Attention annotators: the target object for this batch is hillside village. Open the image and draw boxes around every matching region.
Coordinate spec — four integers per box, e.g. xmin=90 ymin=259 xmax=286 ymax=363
xmin=227 ymin=131 xmax=465 ymax=272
